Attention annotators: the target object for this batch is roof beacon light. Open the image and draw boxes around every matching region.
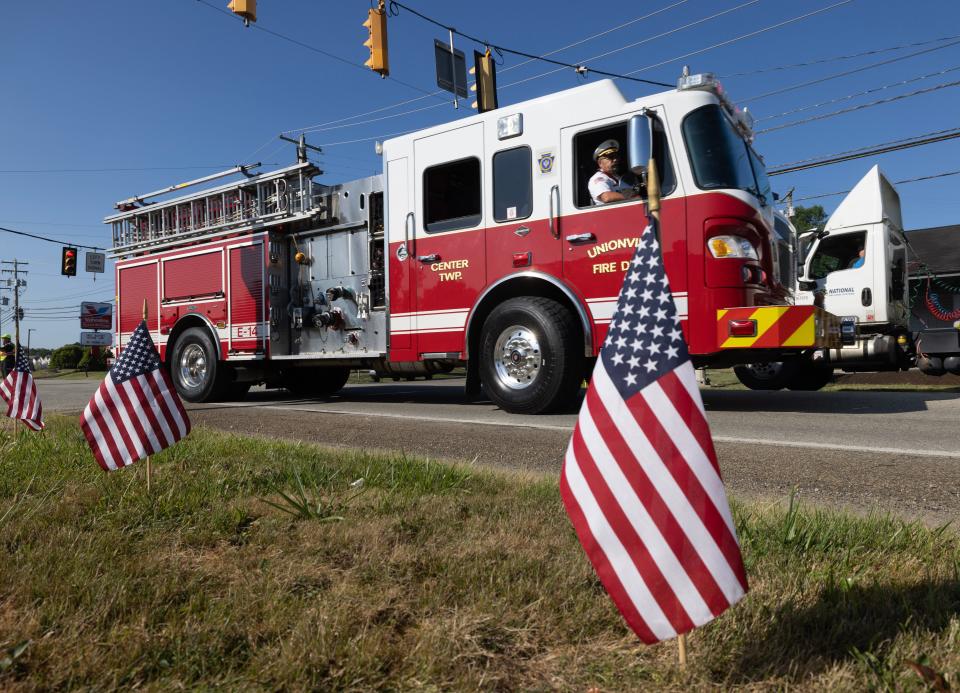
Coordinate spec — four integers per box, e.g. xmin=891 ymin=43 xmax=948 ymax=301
xmin=677 ymin=72 xmax=720 ymax=92
xmin=497 ymin=113 xmax=523 ymax=140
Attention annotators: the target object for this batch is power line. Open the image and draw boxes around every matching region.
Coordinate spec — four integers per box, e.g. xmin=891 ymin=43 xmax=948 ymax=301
xmin=623 ymin=0 xmax=855 ymax=78
xmin=388 ymin=0 xmax=673 ymax=87
xmin=0 ymin=165 xmax=252 ymax=174
xmin=755 ymin=65 xmax=960 ymax=122
xmin=282 ymin=1 xmax=692 ymax=135
xmin=742 ymin=36 xmax=960 ymax=103
xmin=496 ymin=0 xmax=764 ymax=92
xmin=771 ymin=127 xmax=960 ymax=169
xmin=791 ymin=169 xmax=960 ymax=203
xmin=0 ymin=226 xmax=106 ymax=251
xmin=192 ymin=0 xmax=448 ymax=103
xmin=724 ymin=33 xmax=960 ymax=77
xmin=768 ymin=130 xmax=960 ymax=175
xmin=756 ymin=78 xmax=960 ymax=134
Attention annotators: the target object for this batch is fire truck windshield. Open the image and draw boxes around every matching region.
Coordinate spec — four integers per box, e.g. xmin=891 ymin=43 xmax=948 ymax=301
xmin=682 ymin=104 xmax=771 ymax=205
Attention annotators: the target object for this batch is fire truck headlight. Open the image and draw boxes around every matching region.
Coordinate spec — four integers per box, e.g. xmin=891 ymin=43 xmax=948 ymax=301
xmin=707 ymin=235 xmax=758 ymax=260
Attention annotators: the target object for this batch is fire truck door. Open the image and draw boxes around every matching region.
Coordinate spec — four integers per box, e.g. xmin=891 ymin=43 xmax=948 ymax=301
xmin=386 ymin=156 xmax=416 ymax=360
xmin=559 ymin=121 xmax=649 ymax=352
xmin=412 ymin=123 xmax=486 ymax=356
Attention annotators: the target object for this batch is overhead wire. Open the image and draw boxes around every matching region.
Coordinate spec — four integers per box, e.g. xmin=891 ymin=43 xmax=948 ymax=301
xmin=742 ymin=36 xmax=960 ymax=103
xmin=791 ymin=169 xmax=960 ymax=203
xmin=282 ymin=0 xmax=692 ymax=135
xmin=768 ymin=129 xmax=960 ymax=175
xmin=756 ymin=78 xmax=960 ymax=134
xmin=622 ymin=0 xmax=855 ymax=78
xmin=495 ymin=0 xmax=765 ymax=92
xmin=724 ymin=33 xmax=960 ymax=77
xmin=0 ymin=226 xmax=106 ymax=251
xmin=771 ymin=127 xmax=960 ymax=169
xmin=192 ymin=0 xmax=448 ymax=103
xmin=755 ymin=65 xmax=960 ymax=121
xmin=387 ymin=0 xmax=673 ymax=87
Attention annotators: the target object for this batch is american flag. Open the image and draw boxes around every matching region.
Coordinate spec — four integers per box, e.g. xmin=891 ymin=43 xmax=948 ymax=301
xmin=80 ymin=321 xmax=190 ymax=471
xmin=1 ymin=348 xmax=44 ymax=431
xmin=561 ymin=222 xmax=747 ymax=645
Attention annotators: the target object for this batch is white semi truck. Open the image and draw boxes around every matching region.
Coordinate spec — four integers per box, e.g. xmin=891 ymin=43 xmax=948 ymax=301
xmin=734 ymin=165 xmax=960 ymax=390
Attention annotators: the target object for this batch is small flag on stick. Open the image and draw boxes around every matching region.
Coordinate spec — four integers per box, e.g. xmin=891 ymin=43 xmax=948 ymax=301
xmin=1 ymin=348 xmax=44 ymax=431
xmin=80 ymin=321 xmax=190 ymax=471
xmin=561 ymin=213 xmax=747 ymax=645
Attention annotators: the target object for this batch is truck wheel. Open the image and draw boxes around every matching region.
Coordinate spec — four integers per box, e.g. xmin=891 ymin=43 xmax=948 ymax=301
xmin=170 ymin=327 xmax=227 ymax=403
xmin=786 ymin=361 xmax=833 ymax=391
xmin=283 ymin=366 xmax=351 ymax=398
xmin=479 ymin=297 xmax=582 ymax=414
xmin=733 ymin=361 xmax=797 ymax=391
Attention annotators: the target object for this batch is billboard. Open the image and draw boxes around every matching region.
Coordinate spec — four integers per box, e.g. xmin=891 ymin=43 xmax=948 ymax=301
xmin=80 ymin=302 xmax=113 ymax=330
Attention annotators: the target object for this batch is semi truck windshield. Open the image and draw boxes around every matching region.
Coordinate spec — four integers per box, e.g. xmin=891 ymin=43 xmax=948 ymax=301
xmin=683 ymin=104 xmax=769 ymax=203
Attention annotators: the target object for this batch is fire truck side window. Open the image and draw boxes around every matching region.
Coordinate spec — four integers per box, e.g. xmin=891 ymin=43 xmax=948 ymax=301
xmin=573 ymin=118 xmax=675 ymax=208
xmin=492 ymin=146 xmax=533 ymax=223
xmin=423 ymin=157 xmax=482 ymax=233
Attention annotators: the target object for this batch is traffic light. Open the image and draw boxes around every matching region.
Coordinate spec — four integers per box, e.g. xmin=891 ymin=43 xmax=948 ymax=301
xmin=227 ymin=0 xmax=256 ymax=25
xmin=61 ymin=247 xmax=78 ymax=277
xmin=363 ymin=2 xmax=389 ymax=77
xmin=470 ymin=49 xmax=498 ymax=113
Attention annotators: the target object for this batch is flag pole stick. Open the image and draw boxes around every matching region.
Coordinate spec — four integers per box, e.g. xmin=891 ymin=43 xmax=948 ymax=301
xmin=647 ymin=156 xmax=688 ymax=668
xmin=142 ymin=299 xmax=152 ymax=494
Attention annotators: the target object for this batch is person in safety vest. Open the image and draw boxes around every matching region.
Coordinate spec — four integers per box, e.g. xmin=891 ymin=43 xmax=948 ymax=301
xmin=588 ymin=139 xmax=639 ymax=205
xmin=1 ymin=334 xmax=13 ymax=378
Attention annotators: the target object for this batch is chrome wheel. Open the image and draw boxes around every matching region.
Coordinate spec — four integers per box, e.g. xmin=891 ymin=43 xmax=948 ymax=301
xmin=493 ymin=324 xmax=542 ymax=390
xmin=179 ymin=343 xmax=208 ymax=389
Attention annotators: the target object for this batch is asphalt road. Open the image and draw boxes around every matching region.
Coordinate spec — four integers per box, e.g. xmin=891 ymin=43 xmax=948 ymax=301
xmin=36 ymin=376 xmax=960 ymax=524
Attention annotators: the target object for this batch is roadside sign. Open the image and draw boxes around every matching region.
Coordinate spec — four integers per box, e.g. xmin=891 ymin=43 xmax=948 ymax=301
xmin=434 ymin=39 xmax=467 ymax=97
xmin=86 ymin=251 xmax=106 ymax=274
xmin=80 ymin=331 xmax=113 ymax=347
xmin=80 ymin=301 xmax=113 ymax=330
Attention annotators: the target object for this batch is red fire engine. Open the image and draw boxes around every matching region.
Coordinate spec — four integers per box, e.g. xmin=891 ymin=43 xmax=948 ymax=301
xmin=106 ymin=71 xmax=837 ymax=414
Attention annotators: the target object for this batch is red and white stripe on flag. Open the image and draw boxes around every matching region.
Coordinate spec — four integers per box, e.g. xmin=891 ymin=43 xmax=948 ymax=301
xmin=561 ymin=222 xmax=746 ymax=644
xmin=81 ymin=368 xmax=190 ymax=471
xmin=80 ymin=320 xmax=190 ymax=471
xmin=1 ymin=350 xmax=44 ymax=431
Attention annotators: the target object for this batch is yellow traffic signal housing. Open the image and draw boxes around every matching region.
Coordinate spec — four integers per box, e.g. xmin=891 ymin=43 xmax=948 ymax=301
xmin=227 ymin=0 xmax=256 ymax=25
xmin=470 ymin=49 xmax=498 ymax=113
xmin=61 ymin=247 xmax=78 ymax=277
xmin=363 ymin=6 xmax=389 ymax=77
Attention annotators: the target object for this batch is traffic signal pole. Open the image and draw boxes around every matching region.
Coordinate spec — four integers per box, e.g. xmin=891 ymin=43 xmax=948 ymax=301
xmin=1 ymin=259 xmax=28 ymax=363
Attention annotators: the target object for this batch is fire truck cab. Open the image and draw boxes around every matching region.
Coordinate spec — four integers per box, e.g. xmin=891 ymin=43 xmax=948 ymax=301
xmin=107 ymin=71 xmax=837 ymax=413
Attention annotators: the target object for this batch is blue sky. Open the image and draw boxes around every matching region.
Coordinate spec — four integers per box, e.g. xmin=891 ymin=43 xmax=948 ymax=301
xmin=3 ymin=0 xmax=959 ymax=348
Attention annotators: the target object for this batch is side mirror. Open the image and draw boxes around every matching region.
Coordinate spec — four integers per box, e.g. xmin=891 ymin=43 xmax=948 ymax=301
xmin=798 ymin=280 xmax=817 ymax=292
xmin=627 ymin=113 xmax=652 ymax=178
xmin=816 ymin=229 xmax=830 ymax=240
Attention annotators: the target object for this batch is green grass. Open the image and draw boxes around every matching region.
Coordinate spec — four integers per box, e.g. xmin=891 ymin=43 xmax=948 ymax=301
xmin=1 ymin=417 xmax=959 ymax=690
xmin=30 ymin=369 xmax=105 ymax=381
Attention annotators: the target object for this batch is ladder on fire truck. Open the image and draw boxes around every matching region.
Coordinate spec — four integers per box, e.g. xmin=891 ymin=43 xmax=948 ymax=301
xmin=105 ymin=161 xmax=324 ymax=257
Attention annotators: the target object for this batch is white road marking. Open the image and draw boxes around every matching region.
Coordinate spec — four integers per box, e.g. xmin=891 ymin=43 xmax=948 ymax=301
xmin=202 ymin=402 xmax=960 ymax=458
xmin=711 ymin=436 xmax=960 ymax=459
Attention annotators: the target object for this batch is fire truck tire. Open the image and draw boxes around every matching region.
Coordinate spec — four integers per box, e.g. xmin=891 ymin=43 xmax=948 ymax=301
xmin=282 ymin=366 xmax=351 ymax=398
xmin=170 ymin=327 xmax=228 ymax=403
xmin=479 ymin=297 xmax=582 ymax=414
xmin=785 ymin=361 xmax=834 ymax=391
xmin=733 ymin=361 xmax=798 ymax=391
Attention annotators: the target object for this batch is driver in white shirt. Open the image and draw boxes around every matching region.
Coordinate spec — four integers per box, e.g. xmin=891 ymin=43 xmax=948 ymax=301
xmin=588 ymin=139 xmax=639 ymax=205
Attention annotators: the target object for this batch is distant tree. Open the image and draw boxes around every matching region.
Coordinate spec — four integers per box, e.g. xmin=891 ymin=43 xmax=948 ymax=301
xmin=78 ymin=348 xmax=109 ymax=371
xmin=790 ymin=205 xmax=828 ymax=234
xmin=50 ymin=344 xmax=83 ymax=370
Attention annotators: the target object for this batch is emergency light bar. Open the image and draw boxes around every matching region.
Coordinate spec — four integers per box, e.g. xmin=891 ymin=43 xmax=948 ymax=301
xmin=677 ymin=70 xmax=755 ymax=141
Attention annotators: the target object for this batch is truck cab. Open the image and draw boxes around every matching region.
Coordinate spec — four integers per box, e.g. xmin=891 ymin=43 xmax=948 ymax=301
xmin=796 ymin=166 xmax=912 ymax=372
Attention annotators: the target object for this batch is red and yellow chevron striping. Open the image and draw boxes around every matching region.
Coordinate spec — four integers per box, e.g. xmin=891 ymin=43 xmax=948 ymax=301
xmin=716 ymin=306 xmax=840 ymax=350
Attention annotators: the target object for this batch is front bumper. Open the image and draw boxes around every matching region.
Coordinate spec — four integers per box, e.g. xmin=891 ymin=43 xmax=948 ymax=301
xmin=717 ymin=305 xmax=841 ymax=350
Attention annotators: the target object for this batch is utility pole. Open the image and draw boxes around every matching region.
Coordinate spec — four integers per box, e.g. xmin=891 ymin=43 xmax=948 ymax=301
xmin=1 ymin=260 xmax=29 ymax=363
xmin=27 ymin=328 xmax=36 ymax=361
